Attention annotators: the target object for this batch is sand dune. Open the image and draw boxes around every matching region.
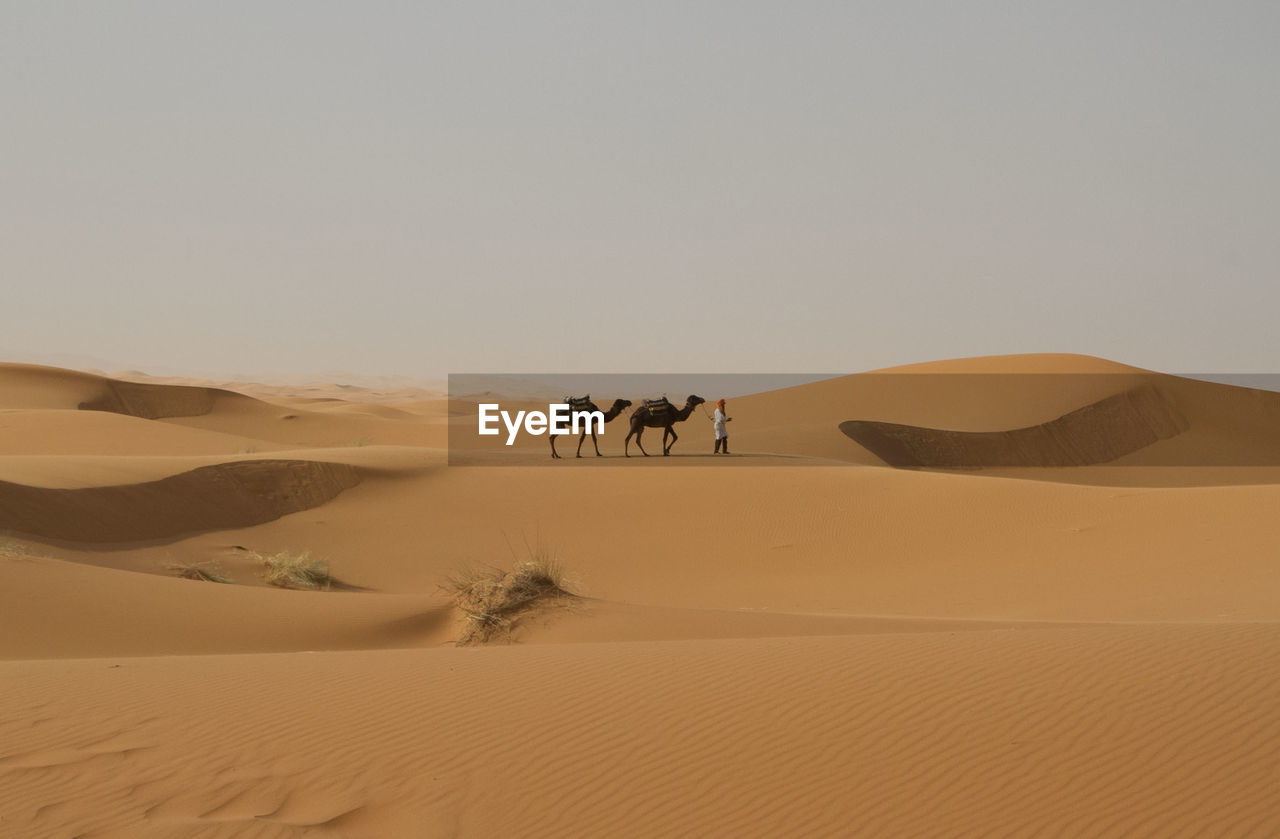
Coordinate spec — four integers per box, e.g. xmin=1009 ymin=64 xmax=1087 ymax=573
xmin=0 ymin=459 xmax=360 ymax=542
xmin=448 ymin=353 xmax=1280 ymax=472
xmin=0 ymin=408 xmax=284 ymax=456
xmin=0 ymin=362 xmax=242 ymax=418
xmin=0 ymin=551 xmax=1058 ymax=658
xmin=733 ymin=354 xmax=1280 ymax=479
xmin=841 ymin=384 xmax=1190 ymax=467
xmin=0 ymin=362 xmax=447 ymax=451
xmin=0 ymin=555 xmax=449 ymax=658
xmin=4 ymin=624 xmax=1279 ymax=837
xmin=4 ymin=354 xmax=1280 ymax=836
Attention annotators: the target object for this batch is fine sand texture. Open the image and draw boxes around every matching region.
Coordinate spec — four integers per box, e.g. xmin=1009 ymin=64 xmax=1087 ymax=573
xmin=3 ymin=355 xmax=1280 ymax=837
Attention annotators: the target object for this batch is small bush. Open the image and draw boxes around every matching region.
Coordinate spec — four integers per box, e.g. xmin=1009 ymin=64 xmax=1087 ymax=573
xmin=258 ymin=550 xmax=333 ymax=590
xmin=0 ymin=539 xmax=57 ymax=563
xmin=168 ymin=560 xmax=234 ymax=584
xmin=0 ymin=539 xmax=33 ymax=560
xmin=445 ymin=553 xmax=572 ymax=645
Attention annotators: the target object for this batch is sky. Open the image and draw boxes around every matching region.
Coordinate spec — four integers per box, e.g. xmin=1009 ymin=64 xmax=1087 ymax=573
xmin=3 ymin=2 xmax=1277 ymax=379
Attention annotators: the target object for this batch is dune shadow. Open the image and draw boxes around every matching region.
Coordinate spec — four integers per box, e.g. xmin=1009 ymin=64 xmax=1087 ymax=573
xmin=0 ymin=460 xmax=361 ymax=543
xmin=840 ymin=385 xmax=1188 ymax=469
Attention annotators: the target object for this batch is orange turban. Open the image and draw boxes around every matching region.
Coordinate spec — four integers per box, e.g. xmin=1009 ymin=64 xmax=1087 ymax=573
xmin=716 ymin=399 xmax=726 ymax=413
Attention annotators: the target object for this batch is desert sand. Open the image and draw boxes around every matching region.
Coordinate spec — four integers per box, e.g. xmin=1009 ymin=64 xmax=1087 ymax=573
xmin=3 ymin=354 xmax=1280 ymax=837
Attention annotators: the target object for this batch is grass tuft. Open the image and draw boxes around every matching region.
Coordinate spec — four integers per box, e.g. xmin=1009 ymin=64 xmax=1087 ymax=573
xmin=445 ymin=553 xmax=572 ymax=645
xmin=258 ymin=550 xmax=333 ymax=590
xmin=168 ymin=560 xmax=235 ymax=584
xmin=0 ymin=538 xmax=34 ymax=561
xmin=0 ymin=538 xmax=28 ymax=556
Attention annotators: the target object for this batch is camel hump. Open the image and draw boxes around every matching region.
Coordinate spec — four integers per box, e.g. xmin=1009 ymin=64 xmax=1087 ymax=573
xmin=642 ymin=397 xmax=672 ymax=414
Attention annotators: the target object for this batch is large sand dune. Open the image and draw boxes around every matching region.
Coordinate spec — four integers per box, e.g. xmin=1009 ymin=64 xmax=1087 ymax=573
xmin=1 ymin=362 xmax=240 ymax=418
xmin=840 ymin=384 xmax=1191 ymax=467
xmin=0 ymin=459 xmax=360 ymax=542
xmin=3 ymin=354 xmax=1280 ymax=836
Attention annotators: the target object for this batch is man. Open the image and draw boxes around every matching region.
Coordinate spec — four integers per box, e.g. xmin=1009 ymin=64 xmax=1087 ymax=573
xmin=713 ymin=398 xmax=732 ymax=454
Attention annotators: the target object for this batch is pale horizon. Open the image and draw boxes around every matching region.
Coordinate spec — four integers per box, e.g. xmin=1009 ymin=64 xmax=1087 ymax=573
xmin=5 ymin=3 xmax=1278 ymax=378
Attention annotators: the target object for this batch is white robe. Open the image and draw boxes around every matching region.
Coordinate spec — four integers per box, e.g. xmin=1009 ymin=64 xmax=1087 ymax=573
xmin=713 ymin=408 xmax=728 ymax=439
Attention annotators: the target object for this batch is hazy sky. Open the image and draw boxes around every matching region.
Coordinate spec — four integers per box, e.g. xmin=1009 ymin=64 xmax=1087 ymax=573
xmin=4 ymin=2 xmax=1277 ymax=378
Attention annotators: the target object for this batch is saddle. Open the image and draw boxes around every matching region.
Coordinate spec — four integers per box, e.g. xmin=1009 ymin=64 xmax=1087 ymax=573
xmin=643 ymin=397 xmax=673 ymax=415
xmin=565 ymin=395 xmax=594 ymax=411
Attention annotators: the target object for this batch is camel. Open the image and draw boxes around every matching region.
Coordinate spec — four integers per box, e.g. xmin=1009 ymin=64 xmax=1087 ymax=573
xmin=624 ymin=395 xmax=706 ymax=457
xmin=550 ymin=397 xmax=633 ymax=459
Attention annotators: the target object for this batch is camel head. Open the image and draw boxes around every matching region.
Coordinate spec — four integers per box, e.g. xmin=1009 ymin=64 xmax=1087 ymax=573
xmin=686 ymin=395 xmax=706 ymax=408
xmin=612 ymin=398 xmax=633 ymax=411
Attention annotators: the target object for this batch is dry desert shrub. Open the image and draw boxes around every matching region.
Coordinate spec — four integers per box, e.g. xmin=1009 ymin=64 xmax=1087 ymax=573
xmin=0 ymin=538 xmax=31 ymax=558
xmin=168 ymin=560 xmax=235 ymax=584
xmin=258 ymin=550 xmax=333 ymax=590
xmin=446 ymin=553 xmax=573 ymax=645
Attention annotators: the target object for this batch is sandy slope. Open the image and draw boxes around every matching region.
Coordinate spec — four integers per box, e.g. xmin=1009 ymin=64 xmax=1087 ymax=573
xmin=3 ymin=355 xmax=1280 ymax=837
xmin=4 ymin=625 xmax=1279 ymax=838
xmin=0 ymin=556 xmax=450 ymax=658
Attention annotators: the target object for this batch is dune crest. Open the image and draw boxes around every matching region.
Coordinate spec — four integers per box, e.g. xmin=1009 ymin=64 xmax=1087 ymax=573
xmin=76 ymin=378 xmax=223 ymax=419
xmin=0 ymin=362 xmax=246 ymax=418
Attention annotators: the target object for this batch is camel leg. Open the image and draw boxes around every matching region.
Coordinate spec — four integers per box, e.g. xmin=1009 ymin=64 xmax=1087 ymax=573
xmin=634 ymin=428 xmax=649 ymax=456
xmin=576 ymin=432 xmax=587 ymax=458
xmin=664 ymin=425 xmax=678 ymax=455
xmin=591 ymin=431 xmax=602 ymax=456
xmin=550 ymin=436 xmax=561 ymax=459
